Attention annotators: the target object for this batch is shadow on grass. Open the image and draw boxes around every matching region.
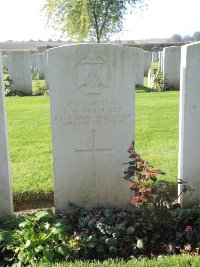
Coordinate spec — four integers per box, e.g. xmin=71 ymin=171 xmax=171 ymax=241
xmin=13 ymin=181 xmax=178 ymax=212
xmin=135 ymin=84 xmax=154 ymax=93
xmin=13 ymin=191 xmax=54 ymax=212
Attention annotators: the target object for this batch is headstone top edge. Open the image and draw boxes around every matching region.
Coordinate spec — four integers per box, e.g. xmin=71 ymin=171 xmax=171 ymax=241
xmin=47 ymin=43 xmax=136 ymax=55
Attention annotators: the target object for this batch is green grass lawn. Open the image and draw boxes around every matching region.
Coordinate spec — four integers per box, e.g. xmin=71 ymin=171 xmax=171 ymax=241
xmin=5 ymin=90 xmax=179 ymax=209
xmin=6 ymin=96 xmax=53 ymax=209
xmin=135 ymin=91 xmax=179 ymax=183
xmin=38 ymin=255 xmax=200 ymax=267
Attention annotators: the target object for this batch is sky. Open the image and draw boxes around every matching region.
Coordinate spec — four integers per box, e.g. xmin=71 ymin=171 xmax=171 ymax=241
xmin=0 ymin=0 xmax=199 ymax=41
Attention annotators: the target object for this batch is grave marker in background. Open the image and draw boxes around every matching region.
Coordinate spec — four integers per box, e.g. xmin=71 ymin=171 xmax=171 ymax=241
xmin=48 ymin=44 xmax=137 ymax=213
xmin=144 ymin=51 xmax=152 ymax=76
xmin=152 ymin=52 xmax=158 ymax=62
xmin=134 ymin=48 xmax=144 ymax=85
xmin=37 ymin=53 xmax=45 ymax=79
xmin=2 ymin=55 xmax=8 ymax=70
xmin=0 ymin=51 xmax=13 ymax=219
xmin=7 ymin=51 xmax=32 ymax=95
xmin=43 ymin=50 xmax=49 ymax=90
xmin=163 ymin=46 xmax=181 ymax=89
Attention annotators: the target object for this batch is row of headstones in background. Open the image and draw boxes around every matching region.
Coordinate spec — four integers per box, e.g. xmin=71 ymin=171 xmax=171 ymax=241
xmin=143 ymin=51 xmax=159 ymax=79
xmin=158 ymin=46 xmax=181 ymax=89
xmin=2 ymin=51 xmax=49 ymax=95
xmin=7 ymin=51 xmax=32 ymax=95
xmin=2 ymin=48 xmax=158 ymax=93
xmin=0 ymin=52 xmax=13 ymax=219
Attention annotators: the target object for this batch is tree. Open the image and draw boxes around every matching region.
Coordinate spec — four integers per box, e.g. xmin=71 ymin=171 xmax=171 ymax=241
xmin=170 ymin=34 xmax=182 ymax=42
xmin=42 ymin=0 xmax=146 ymax=43
xmin=193 ymin=31 xmax=200 ymax=41
xmin=182 ymin=35 xmax=193 ymax=41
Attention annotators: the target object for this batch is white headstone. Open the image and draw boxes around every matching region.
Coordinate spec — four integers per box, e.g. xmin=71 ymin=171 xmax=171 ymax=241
xmin=158 ymin=51 xmax=163 ymax=71
xmin=37 ymin=53 xmax=45 ymax=79
xmin=134 ymin=48 xmax=144 ymax=85
xmin=163 ymin=46 xmax=181 ymax=89
xmin=43 ymin=50 xmax=49 ymax=90
xmin=152 ymin=52 xmax=158 ymax=62
xmin=7 ymin=51 xmax=32 ymax=95
xmin=31 ymin=54 xmax=38 ymax=80
xmin=147 ymin=68 xmax=154 ymax=88
xmin=0 ymin=52 xmax=13 ymax=219
xmin=178 ymin=42 xmax=200 ymax=206
xmin=144 ymin=51 xmax=152 ymax=76
xmin=31 ymin=54 xmax=38 ymax=69
xmin=2 ymin=55 xmax=8 ymax=70
xmin=48 ymin=44 xmax=136 ymax=213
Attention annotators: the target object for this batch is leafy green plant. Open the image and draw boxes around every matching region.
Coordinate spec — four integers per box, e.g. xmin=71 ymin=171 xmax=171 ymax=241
xmin=152 ymin=69 xmax=166 ymax=92
xmin=151 ymin=69 xmax=177 ymax=92
xmin=0 ymin=210 xmax=85 ymax=266
xmin=34 ymin=80 xmax=49 ymax=96
xmin=178 ymin=206 xmax=200 ymax=243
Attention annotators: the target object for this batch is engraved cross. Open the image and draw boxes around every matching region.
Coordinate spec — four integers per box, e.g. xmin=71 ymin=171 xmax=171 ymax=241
xmin=76 ymin=130 xmax=112 ymax=188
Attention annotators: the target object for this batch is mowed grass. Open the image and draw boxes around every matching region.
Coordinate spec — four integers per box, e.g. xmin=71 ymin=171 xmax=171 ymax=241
xmin=5 ymin=91 xmax=179 ymax=209
xmin=135 ymin=91 xmax=179 ymax=183
xmin=38 ymin=255 xmax=200 ymax=267
xmin=6 ymin=96 xmax=53 ymax=209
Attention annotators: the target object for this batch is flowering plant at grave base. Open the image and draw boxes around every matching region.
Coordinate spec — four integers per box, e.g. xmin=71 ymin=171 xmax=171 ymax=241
xmin=122 ymin=141 xmax=173 ymax=207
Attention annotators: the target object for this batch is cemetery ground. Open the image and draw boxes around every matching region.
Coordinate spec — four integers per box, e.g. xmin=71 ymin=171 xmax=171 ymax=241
xmin=2 ymin=89 xmax=200 ymax=266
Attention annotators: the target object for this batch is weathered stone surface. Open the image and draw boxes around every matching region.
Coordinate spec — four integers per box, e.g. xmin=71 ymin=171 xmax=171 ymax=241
xmin=134 ymin=48 xmax=144 ymax=85
xmin=158 ymin=51 xmax=163 ymax=71
xmin=144 ymin=51 xmax=152 ymax=76
xmin=0 ymin=52 xmax=13 ymax=219
xmin=31 ymin=54 xmax=38 ymax=69
xmin=7 ymin=50 xmax=32 ymax=95
xmin=43 ymin=50 xmax=49 ymax=90
xmin=179 ymin=42 xmax=200 ymax=206
xmin=37 ymin=53 xmax=45 ymax=79
xmin=2 ymin=55 xmax=8 ymax=69
xmin=152 ymin=52 xmax=158 ymax=62
xmin=48 ymin=44 xmax=136 ymax=213
xmin=163 ymin=46 xmax=181 ymax=89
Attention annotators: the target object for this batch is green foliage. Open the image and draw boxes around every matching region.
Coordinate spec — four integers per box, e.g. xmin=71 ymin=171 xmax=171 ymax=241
xmin=122 ymin=141 xmax=195 ymax=242
xmin=33 ymin=80 xmax=49 ymax=96
xmin=0 ymin=210 xmax=85 ymax=266
xmin=152 ymin=69 xmax=165 ymax=91
xmin=42 ymin=0 xmax=146 ymax=42
xmin=1 ymin=206 xmax=200 ymax=265
xmin=151 ymin=69 xmax=177 ymax=92
xmin=123 ymin=141 xmax=172 ymax=207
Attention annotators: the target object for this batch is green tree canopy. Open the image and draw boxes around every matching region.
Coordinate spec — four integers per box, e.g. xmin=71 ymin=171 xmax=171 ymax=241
xmin=42 ymin=0 xmax=146 ymax=43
